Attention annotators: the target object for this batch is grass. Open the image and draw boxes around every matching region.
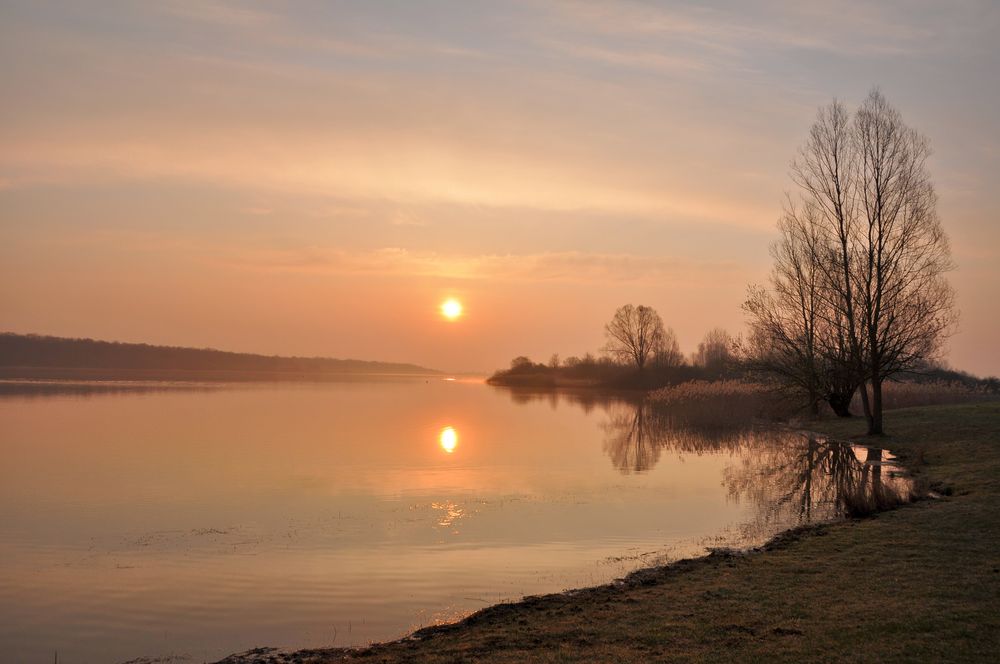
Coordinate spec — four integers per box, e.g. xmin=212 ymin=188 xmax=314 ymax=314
xmin=219 ymin=403 xmax=1000 ymax=663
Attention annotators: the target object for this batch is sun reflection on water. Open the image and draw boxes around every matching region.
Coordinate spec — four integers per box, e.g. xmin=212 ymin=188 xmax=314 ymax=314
xmin=431 ymin=501 xmax=465 ymax=528
xmin=439 ymin=426 xmax=458 ymax=454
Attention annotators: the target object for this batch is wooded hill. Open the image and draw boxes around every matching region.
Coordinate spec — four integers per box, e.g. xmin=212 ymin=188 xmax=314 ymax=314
xmin=0 ymin=333 xmax=437 ymax=380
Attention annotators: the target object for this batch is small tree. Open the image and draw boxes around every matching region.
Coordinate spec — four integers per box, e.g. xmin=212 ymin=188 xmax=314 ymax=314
xmin=509 ymin=356 xmax=534 ymax=372
xmin=692 ymin=328 xmax=733 ymax=372
xmin=603 ymin=304 xmax=665 ymax=370
xmin=652 ymin=327 xmax=684 ymax=368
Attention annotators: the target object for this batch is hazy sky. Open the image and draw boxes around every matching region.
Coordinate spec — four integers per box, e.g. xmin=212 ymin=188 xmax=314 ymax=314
xmin=2 ymin=1 xmax=998 ymax=374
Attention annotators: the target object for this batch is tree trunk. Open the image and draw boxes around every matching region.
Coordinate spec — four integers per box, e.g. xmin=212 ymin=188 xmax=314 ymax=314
xmin=828 ymin=391 xmax=853 ymax=417
xmin=858 ymin=381 xmax=873 ymax=431
xmin=808 ymin=390 xmax=820 ymax=417
xmin=869 ymin=377 xmax=884 ymax=435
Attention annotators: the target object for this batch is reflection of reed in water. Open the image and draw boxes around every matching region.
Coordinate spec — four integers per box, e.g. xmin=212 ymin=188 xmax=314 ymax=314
xmin=497 ymin=386 xmax=637 ymax=415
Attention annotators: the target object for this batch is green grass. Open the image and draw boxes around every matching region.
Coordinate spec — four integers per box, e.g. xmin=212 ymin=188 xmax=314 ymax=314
xmin=220 ymin=403 xmax=1000 ymax=663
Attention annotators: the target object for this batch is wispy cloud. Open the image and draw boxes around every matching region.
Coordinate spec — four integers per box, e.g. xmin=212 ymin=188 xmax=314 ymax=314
xmin=156 ymin=0 xmax=279 ymax=28
xmin=224 ymin=246 xmax=742 ymax=284
xmin=540 ymin=39 xmax=712 ymax=74
xmin=543 ymin=0 xmax=934 ymax=58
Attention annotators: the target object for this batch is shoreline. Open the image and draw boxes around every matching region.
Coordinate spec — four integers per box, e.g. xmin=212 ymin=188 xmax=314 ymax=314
xmin=214 ymin=522 xmax=837 ymax=664
xmin=212 ymin=403 xmax=1000 ymax=664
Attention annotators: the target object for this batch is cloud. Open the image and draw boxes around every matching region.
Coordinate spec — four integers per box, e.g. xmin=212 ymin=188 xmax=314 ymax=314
xmin=156 ymin=1 xmax=279 ymax=28
xmin=543 ymin=0 xmax=934 ymax=58
xmin=539 ymin=39 xmax=713 ymax=74
xmin=224 ymin=246 xmax=743 ymax=285
xmin=0 ymin=121 xmax=776 ymax=230
xmin=241 ymin=206 xmax=273 ymax=216
xmin=390 ymin=210 xmax=428 ymax=227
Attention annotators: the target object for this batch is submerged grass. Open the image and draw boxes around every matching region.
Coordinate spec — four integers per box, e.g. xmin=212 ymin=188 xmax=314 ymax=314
xmin=219 ymin=403 xmax=1000 ymax=663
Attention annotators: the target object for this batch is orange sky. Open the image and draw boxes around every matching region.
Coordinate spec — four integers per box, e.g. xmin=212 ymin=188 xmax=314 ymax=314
xmin=1 ymin=1 xmax=998 ymax=374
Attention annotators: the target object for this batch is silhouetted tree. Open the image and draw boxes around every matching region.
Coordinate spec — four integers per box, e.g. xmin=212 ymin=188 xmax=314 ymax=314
xmin=603 ymin=304 xmax=665 ymax=370
xmin=743 ymin=203 xmax=861 ymax=416
xmin=692 ymin=328 xmax=733 ymax=373
xmin=755 ymin=89 xmax=956 ymax=433
xmin=510 ymin=356 xmax=534 ymax=371
xmin=652 ymin=327 xmax=685 ymax=369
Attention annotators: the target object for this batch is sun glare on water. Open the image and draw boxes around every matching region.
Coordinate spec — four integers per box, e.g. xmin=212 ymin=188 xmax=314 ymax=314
xmin=439 ymin=426 xmax=458 ymax=453
xmin=440 ymin=298 xmax=463 ymax=320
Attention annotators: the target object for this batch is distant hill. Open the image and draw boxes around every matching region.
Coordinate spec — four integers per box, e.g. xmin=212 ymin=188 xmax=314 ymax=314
xmin=0 ymin=333 xmax=438 ymax=381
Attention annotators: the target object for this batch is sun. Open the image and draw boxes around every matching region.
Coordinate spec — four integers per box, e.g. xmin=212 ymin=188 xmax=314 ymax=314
xmin=439 ymin=426 xmax=458 ymax=453
xmin=440 ymin=298 xmax=463 ymax=321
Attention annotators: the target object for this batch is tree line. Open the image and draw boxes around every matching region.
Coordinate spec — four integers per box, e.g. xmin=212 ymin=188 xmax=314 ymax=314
xmin=492 ymin=305 xmax=740 ymax=389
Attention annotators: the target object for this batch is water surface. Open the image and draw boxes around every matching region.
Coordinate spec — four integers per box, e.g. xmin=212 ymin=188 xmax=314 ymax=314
xmin=0 ymin=379 xmax=909 ymax=662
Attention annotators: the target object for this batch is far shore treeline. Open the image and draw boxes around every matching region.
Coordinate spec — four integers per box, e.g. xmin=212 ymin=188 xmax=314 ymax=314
xmin=0 ymin=333 xmax=438 ymax=381
xmin=487 ymin=315 xmax=997 ymax=407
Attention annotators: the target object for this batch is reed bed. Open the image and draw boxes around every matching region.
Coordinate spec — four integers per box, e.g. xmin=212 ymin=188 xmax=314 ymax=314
xmin=857 ymin=379 xmax=997 ymax=412
xmin=647 ymin=380 xmax=790 ymax=423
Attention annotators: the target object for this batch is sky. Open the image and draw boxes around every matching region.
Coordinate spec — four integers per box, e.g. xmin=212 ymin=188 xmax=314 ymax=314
xmin=1 ymin=0 xmax=998 ymax=375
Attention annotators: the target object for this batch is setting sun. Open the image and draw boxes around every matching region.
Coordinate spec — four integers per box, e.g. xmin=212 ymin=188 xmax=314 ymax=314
xmin=439 ymin=426 xmax=458 ymax=453
xmin=440 ymin=298 xmax=463 ymax=321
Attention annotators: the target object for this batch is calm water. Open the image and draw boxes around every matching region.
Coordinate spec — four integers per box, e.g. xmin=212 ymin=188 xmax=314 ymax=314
xmin=0 ymin=378 xmax=909 ymax=663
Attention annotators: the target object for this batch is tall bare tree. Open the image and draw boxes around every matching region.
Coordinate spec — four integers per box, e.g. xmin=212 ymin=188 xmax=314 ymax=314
xmin=603 ymin=304 xmax=665 ymax=370
xmin=851 ymin=90 xmax=956 ymax=433
xmin=789 ymin=98 xmax=872 ymax=420
xmin=759 ymin=89 xmax=955 ymax=434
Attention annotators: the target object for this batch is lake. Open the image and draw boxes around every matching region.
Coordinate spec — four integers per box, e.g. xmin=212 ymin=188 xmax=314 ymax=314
xmin=0 ymin=378 xmax=909 ymax=663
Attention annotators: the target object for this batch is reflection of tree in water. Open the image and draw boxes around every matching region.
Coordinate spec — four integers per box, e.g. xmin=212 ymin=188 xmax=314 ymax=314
xmin=601 ymin=402 xmax=663 ymax=473
xmin=498 ymin=387 xmax=912 ymax=521
xmin=600 ymin=401 xmax=752 ymax=474
xmin=598 ymin=400 xmax=912 ymax=519
xmin=724 ymin=432 xmax=911 ymax=523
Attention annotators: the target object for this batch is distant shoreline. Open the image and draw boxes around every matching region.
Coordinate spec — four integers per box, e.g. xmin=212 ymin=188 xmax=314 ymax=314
xmin=0 ymin=366 xmax=443 ymax=383
xmin=0 ymin=332 xmax=440 ymax=380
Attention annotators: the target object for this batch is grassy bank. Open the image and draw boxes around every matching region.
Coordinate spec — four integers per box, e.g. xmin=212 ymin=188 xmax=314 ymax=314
xmin=221 ymin=402 xmax=1000 ymax=663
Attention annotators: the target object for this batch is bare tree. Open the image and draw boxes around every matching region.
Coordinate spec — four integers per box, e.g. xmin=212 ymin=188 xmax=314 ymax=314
xmin=768 ymin=89 xmax=956 ymax=434
xmin=743 ymin=200 xmax=861 ymax=415
xmin=850 ymin=90 xmax=955 ymax=432
xmin=652 ymin=327 xmax=685 ymax=368
xmin=692 ymin=328 xmax=733 ymax=372
xmin=603 ymin=304 xmax=665 ymax=370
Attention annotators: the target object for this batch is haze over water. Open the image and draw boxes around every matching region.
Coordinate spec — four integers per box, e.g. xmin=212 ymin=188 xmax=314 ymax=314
xmin=0 ymin=378 xmax=907 ymax=663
